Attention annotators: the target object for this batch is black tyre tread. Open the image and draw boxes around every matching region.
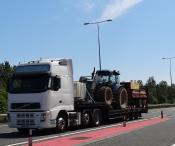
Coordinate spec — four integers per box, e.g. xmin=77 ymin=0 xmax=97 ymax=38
xmin=115 ymin=87 xmax=128 ymax=109
xmin=92 ymin=110 xmax=101 ymax=126
xmin=96 ymin=86 xmax=113 ymax=105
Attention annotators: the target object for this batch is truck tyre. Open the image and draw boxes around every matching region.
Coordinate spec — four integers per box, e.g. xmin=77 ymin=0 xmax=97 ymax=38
xmin=17 ymin=128 xmax=29 ymax=134
xmin=142 ymin=99 xmax=147 ymax=107
xmin=56 ymin=114 xmax=67 ymax=132
xmin=81 ymin=111 xmax=91 ymax=128
xmin=92 ymin=110 xmax=101 ymax=126
xmin=97 ymin=86 xmax=113 ymax=105
xmin=115 ymin=87 xmax=128 ymax=109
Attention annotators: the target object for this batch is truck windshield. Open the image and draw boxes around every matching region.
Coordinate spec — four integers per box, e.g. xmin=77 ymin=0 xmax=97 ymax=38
xmin=8 ymin=74 xmax=50 ymax=93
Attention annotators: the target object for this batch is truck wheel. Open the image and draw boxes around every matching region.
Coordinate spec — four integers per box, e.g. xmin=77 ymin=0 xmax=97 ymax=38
xmin=116 ymin=87 xmax=128 ymax=109
xmin=81 ymin=111 xmax=91 ymax=128
xmin=93 ymin=110 xmax=101 ymax=126
xmin=17 ymin=128 xmax=29 ymax=134
xmin=142 ymin=99 xmax=147 ymax=107
xmin=56 ymin=114 xmax=67 ymax=132
xmin=97 ymin=86 xmax=113 ymax=105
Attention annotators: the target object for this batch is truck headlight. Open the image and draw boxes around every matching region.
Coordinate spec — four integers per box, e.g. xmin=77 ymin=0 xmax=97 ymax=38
xmin=40 ymin=111 xmax=50 ymax=122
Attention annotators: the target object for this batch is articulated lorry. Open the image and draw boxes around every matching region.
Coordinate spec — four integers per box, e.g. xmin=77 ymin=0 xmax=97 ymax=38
xmin=7 ymin=59 xmax=148 ymax=133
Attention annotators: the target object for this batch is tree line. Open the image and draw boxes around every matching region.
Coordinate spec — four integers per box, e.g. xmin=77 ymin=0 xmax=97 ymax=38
xmin=0 ymin=61 xmax=175 ymax=113
xmin=0 ymin=61 xmax=14 ymax=113
xmin=145 ymin=77 xmax=175 ymax=104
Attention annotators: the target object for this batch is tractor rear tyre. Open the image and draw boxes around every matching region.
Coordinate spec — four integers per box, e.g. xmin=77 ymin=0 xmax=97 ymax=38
xmin=115 ymin=87 xmax=128 ymax=109
xmin=96 ymin=86 xmax=113 ymax=105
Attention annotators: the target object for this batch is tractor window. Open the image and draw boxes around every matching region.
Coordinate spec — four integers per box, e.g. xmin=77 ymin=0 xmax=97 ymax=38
xmin=96 ymin=75 xmax=109 ymax=83
xmin=115 ymin=75 xmax=120 ymax=84
xmin=110 ymin=75 xmax=116 ymax=84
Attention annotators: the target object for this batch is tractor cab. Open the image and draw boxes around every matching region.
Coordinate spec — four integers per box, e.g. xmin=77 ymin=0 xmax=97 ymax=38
xmin=94 ymin=70 xmax=120 ymax=87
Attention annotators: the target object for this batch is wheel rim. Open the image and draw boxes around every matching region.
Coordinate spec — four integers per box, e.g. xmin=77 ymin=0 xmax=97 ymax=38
xmin=82 ymin=112 xmax=90 ymax=127
xmin=84 ymin=113 xmax=90 ymax=124
xmin=94 ymin=113 xmax=100 ymax=125
xmin=57 ymin=117 xmax=65 ymax=131
xmin=120 ymin=89 xmax=128 ymax=108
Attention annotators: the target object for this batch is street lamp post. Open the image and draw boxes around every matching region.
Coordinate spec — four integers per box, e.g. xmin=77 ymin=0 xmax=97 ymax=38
xmin=162 ymin=57 xmax=175 ymax=87
xmin=84 ymin=19 xmax=112 ymax=70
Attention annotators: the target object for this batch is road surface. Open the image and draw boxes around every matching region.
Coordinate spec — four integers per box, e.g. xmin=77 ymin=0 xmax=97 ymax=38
xmin=0 ymin=107 xmax=175 ymax=146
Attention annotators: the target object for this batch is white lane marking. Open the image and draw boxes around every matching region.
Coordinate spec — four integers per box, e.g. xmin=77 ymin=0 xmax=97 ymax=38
xmin=5 ymin=117 xmax=163 ymax=146
xmin=5 ymin=141 xmax=27 ymax=146
xmin=0 ymin=124 xmax=8 ymax=128
xmin=171 ymin=144 xmax=175 ymax=146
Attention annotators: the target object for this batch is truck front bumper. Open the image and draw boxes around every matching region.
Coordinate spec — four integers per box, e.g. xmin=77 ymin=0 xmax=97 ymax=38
xmin=8 ymin=111 xmax=56 ymax=129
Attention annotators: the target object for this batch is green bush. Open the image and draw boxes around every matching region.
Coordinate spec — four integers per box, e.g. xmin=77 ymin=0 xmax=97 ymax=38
xmin=0 ymin=61 xmax=14 ymax=113
xmin=0 ymin=93 xmax=7 ymax=113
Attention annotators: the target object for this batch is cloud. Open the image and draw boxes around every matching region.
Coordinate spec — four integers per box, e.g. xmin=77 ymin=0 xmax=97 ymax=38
xmin=80 ymin=0 xmax=95 ymax=13
xmin=99 ymin=0 xmax=143 ymax=20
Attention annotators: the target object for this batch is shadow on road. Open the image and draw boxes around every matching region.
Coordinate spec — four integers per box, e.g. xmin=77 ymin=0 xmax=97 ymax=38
xmin=0 ymin=128 xmax=61 ymax=139
xmin=0 ymin=131 xmax=25 ymax=139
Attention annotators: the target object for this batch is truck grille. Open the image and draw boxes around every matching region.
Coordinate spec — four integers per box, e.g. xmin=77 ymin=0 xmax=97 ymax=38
xmin=16 ymin=113 xmax=36 ymax=126
xmin=11 ymin=103 xmax=40 ymax=109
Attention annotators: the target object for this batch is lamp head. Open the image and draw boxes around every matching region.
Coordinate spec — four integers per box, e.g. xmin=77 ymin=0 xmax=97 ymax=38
xmin=84 ymin=23 xmax=90 ymax=25
xmin=107 ymin=19 xmax=112 ymax=22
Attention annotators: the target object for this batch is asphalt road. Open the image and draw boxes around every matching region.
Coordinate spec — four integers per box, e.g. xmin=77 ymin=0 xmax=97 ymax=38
xmin=84 ymin=118 xmax=175 ymax=146
xmin=0 ymin=107 xmax=175 ymax=146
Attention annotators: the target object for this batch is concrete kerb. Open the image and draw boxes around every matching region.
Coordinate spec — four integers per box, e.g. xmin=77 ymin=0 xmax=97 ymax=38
xmin=0 ymin=114 xmax=7 ymax=123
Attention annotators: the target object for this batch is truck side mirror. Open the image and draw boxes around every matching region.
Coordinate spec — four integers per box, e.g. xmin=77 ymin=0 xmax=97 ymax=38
xmin=51 ymin=77 xmax=61 ymax=91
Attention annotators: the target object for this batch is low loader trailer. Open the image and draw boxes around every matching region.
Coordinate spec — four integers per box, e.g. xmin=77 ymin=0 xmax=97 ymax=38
xmin=7 ymin=59 xmax=148 ymax=133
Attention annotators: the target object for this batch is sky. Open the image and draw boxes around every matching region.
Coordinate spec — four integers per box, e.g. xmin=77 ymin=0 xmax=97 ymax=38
xmin=0 ymin=0 xmax=175 ymax=84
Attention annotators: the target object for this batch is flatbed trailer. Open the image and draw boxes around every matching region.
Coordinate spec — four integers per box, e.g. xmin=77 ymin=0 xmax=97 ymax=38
xmin=74 ymin=98 xmax=148 ymax=126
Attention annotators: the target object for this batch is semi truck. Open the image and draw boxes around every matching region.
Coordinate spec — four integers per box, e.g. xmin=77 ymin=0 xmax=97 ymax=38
xmin=7 ymin=59 xmax=148 ymax=133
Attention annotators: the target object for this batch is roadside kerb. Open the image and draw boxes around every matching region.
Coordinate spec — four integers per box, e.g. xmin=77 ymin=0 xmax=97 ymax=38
xmin=0 ymin=114 xmax=7 ymax=123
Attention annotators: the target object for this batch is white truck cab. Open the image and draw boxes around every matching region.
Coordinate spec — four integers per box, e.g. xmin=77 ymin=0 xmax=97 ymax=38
xmin=7 ymin=59 xmax=74 ymax=131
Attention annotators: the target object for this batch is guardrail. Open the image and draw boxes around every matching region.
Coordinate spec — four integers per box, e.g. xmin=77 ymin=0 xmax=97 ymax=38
xmin=148 ymin=104 xmax=175 ymax=109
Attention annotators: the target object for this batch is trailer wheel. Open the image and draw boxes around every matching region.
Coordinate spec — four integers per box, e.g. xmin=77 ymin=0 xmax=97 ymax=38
xmin=116 ymin=87 xmax=128 ymax=109
xmin=142 ymin=99 xmax=147 ymax=108
xmin=56 ymin=114 xmax=67 ymax=132
xmin=97 ymin=86 xmax=113 ymax=105
xmin=93 ymin=110 xmax=101 ymax=126
xmin=81 ymin=111 xmax=91 ymax=128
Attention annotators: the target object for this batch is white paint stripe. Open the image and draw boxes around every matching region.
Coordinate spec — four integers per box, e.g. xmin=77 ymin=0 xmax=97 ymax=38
xmin=4 ymin=117 xmax=163 ymax=146
xmin=5 ymin=141 xmax=27 ymax=146
xmin=171 ymin=144 xmax=175 ymax=146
